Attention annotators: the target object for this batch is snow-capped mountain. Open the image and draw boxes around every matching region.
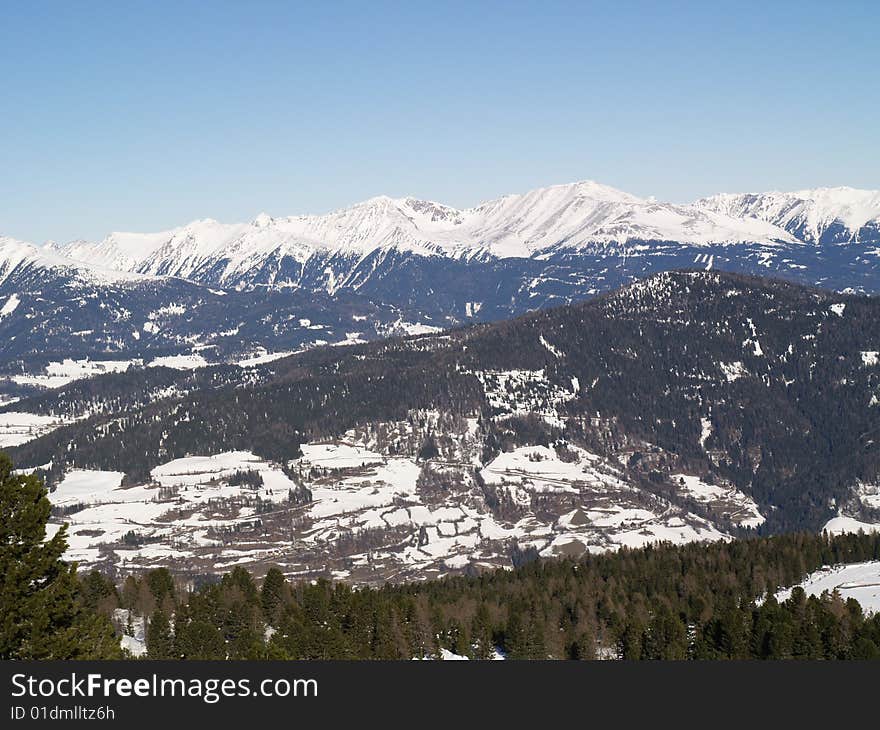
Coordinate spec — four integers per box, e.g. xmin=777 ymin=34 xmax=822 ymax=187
xmin=0 ymin=236 xmax=139 ymax=289
xmin=4 ymin=180 xmax=880 ymax=393
xmin=47 ymin=180 xmax=801 ymax=288
xmin=695 ymin=187 xmax=880 ymax=245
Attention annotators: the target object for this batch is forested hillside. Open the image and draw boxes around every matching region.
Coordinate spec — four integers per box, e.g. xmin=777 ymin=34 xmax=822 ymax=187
xmin=10 ymin=271 xmax=880 ymax=537
xmin=6 ymin=413 xmax=880 ymax=662
xmin=97 ymin=531 xmax=880 ymax=660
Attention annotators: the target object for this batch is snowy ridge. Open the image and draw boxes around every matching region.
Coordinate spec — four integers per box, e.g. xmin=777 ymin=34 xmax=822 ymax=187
xmin=776 ymin=562 xmax=880 ymax=615
xmin=0 ymin=235 xmax=141 ymax=287
xmin=696 ymin=187 xmax=880 ymax=244
xmin=39 ymin=180 xmax=805 ymax=288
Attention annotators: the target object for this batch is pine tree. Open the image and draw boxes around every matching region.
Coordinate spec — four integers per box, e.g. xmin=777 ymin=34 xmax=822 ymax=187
xmin=0 ymin=453 xmax=120 ymax=659
xmin=261 ymin=567 xmax=286 ymax=625
xmin=146 ymin=608 xmax=174 ymax=659
xmin=471 ymin=603 xmax=494 ymax=659
xmin=174 ymin=619 xmax=226 ymax=659
xmin=120 ymin=575 xmax=139 ymax=610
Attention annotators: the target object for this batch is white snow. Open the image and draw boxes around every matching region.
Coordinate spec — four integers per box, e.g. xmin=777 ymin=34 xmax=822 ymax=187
xmin=237 ymin=350 xmax=295 ymax=367
xmin=776 ymin=562 xmax=880 ymax=615
xmin=0 ymin=293 xmax=20 ymax=318
xmin=395 ymin=322 xmax=444 ymax=336
xmin=671 ymin=473 xmax=765 ymax=528
xmin=822 ymin=514 xmax=880 ymax=536
xmin=474 ymin=369 xmax=576 ymax=427
xmin=41 ymin=429 xmax=739 ymax=579
xmin=0 ymin=412 xmax=66 ymax=447
xmin=697 ymin=187 xmax=880 ymax=244
xmin=37 ymin=180 xmax=807 ymax=288
xmin=46 ymin=452 xmax=297 ymax=567
xmin=539 ymin=334 xmax=563 ymax=359
xmin=113 ymin=609 xmax=147 ymax=657
xmin=0 ymin=236 xmax=141 ymax=288
xmin=298 ymin=442 xmax=386 ymax=470
xmin=439 ymin=649 xmax=469 ymax=660
xmin=8 ymin=358 xmax=136 ymax=389
xmin=719 ymin=361 xmax=747 ymax=382
xmin=699 ymin=417 xmax=712 ymax=449
xmin=49 ymin=469 xmax=125 ymax=507
xmin=480 ymin=445 xmax=602 ymax=495
xmin=151 ymin=451 xmax=295 ymax=495
xmin=148 ymin=353 xmax=209 ymax=370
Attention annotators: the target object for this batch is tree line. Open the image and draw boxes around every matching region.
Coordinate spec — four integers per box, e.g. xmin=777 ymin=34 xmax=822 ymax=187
xmin=4 ymin=448 xmax=880 ymax=661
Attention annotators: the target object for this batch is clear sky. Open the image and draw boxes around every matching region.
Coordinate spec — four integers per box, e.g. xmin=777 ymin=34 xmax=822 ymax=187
xmin=1 ymin=0 xmax=878 ymax=243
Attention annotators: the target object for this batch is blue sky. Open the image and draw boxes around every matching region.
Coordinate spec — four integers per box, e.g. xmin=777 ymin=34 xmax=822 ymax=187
xmin=1 ymin=0 xmax=877 ymax=243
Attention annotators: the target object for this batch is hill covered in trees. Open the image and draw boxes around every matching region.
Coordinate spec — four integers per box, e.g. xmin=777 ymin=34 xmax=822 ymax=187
xmin=92 ymin=531 xmax=880 ymax=660
xmin=9 ymin=271 xmax=880 ymax=546
xmin=5 ymin=449 xmax=880 ymax=661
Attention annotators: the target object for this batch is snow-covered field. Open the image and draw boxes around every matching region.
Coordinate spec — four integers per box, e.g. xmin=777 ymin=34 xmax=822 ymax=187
xmin=671 ymin=474 xmax=765 ymax=528
xmin=49 ymin=469 xmax=125 ymax=507
xmin=148 ymin=353 xmax=209 ymax=369
xmin=0 ymin=411 xmax=67 ymax=447
xmin=8 ymin=358 xmax=137 ymax=389
xmin=777 ymin=562 xmax=880 ymax=615
xmin=236 ymin=350 xmax=295 ymax=367
xmin=45 ymin=452 xmax=297 ymax=567
xmin=822 ymin=514 xmax=880 ymax=536
xmin=45 ymin=430 xmax=734 ymax=582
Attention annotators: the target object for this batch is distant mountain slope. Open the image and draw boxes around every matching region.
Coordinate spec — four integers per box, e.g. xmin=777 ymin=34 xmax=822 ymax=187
xmin=9 ymin=271 xmax=880 ymax=544
xmin=47 ymin=181 xmax=800 ymax=288
xmin=0 ymin=236 xmax=141 ymax=289
xmin=45 ymin=181 xmax=880 ymax=296
xmin=0 ymin=264 xmax=411 ymax=378
xmin=3 ymin=181 xmax=880 ymax=397
xmin=696 ymin=187 xmax=880 ymax=245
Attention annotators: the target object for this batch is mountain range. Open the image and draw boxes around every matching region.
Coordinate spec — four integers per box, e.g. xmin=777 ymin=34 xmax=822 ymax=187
xmin=1 ymin=180 xmax=879 ymax=395
xmin=43 ymin=182 xmax=880 ymax=278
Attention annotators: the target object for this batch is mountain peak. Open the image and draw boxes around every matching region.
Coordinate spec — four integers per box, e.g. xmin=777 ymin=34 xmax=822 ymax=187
xmin=7 ymin=180 xmax=880 ymax=289
xmin=251 ymin=212 xmax=274 ymax=228
xmin=696 ymin=186 xmax=880 ymax=244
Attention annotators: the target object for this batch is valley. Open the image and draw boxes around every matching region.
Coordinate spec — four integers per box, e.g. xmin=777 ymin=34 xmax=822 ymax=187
xmin=2 ymin=269 xmax=878 ymax=583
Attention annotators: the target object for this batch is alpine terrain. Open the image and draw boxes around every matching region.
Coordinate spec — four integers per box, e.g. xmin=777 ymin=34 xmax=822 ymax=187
xmin=3 ymin=270 xmax=878 ymax=585
xmin=3 ymin=181 xmax=880 ymax=402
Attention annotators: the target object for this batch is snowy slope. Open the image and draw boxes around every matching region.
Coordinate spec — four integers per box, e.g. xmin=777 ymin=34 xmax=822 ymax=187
xmin=776 ymin=561 xmax=880 ymax=614
xmin=461 ymin=181 xmax=797 ymax=256
xmin=43 ymin=181 xmax=800 ymax=288
xmin=30 ymin=181 xmax=880 ymax=294
xmin=696 ymin=187 xmax=880 ymax=244
xmin=0 ymin=236 xmax=140 ymax=287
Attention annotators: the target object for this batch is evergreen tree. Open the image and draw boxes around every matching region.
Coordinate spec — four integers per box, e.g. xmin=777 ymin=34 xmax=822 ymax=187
xmin=0 ymin=453 xmax=120 ymax=659
xmin=261 ymin=566 xmax=286 ymax=625
xmin=146 ymin=608 xmax=174 ymax=659
xmin=174 ymin=619 xmax=226 ymax=659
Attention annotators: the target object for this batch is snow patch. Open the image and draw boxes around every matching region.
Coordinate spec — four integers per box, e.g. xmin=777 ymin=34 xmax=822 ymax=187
xmin=777 ymin=562 xmax=880 ymax=615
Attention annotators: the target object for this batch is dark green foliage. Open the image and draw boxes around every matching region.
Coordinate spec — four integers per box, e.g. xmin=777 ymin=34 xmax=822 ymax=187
xmin=146 ymin=609 xmax=174 ymax=659
xmin=174 ymin=619 xmax=226 ymax=660
xmin=0 ymin=452 xmax=120 ymax=659
xmin=112 ymin=530 xmax=880 ymax=661
xmin=146 ymin=568 xmax=176 ymax=611
xmin=79 ymin=570 xmax=119 ymax=612
xmin=261 ymin=567 xmax=287 ymax=625
xmin=226 ymin=469 xmax=264 ymax=488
